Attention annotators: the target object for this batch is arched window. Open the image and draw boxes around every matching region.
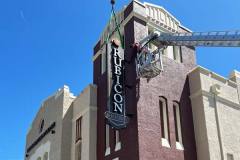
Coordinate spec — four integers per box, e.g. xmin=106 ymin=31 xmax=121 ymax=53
xmin=173 ymin=46 xmax=182 ymax=63
xmin=105 ymin=124 xmax=110 ymax=156
xmin=75 ymin=117 xmax=82 ymax=160
xmin=76 ymin=117 xmax=82 ymax=142
xmin=39 ymin=119 xmax=44 ymax=133
xmin=159 ymin=97 xmax=170 ymax=147
xmin=43 ymin=152 xmax=48 ymax=160
xmin=115 ymin=130 xmax=121 ymax=151
xmin=173 ymin=101 xmax=184 ymax=150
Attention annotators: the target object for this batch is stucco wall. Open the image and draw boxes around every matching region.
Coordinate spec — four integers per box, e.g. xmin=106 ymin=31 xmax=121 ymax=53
xmin=93 ymin=1 xmax=198 ymax=160
xmin=71 ymin=84 xmax=97 ymax=160
xmin=25 ymin=86 xmax=75 ymax=160
xmin=133 ymin=3 xmax=197 ymax=160
xmin=189 ymin=66 xmax=240 ymax=160
xmin=25 ymin=84 xmax=97 ymax=160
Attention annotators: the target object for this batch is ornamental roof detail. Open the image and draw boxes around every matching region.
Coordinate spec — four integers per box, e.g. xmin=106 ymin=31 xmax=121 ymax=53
xmin=98 ymin=1 xmax=187 ymax=46
xmin=144 ymin=2 xmax=180 ymax=33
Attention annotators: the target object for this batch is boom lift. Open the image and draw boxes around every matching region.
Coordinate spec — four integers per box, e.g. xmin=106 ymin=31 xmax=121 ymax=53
xmin=109 ymin=0 xmax=240 ymax=79
xmin=135 ymin=30 xmax=240 ymax=79
xmin=105 ymin=0 xmax=240 ymax=129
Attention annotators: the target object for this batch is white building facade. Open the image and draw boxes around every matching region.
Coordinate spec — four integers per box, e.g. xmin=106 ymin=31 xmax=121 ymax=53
xmin=25 ymin=84 xmax=97 ymax=160
xmin=189 ymin=66 xmax=240 ymax=160
xmin=25 ymin=1 xmax=240 ymax=160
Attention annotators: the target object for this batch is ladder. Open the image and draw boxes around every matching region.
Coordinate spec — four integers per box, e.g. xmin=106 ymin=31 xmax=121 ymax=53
xmin=151 ymin=30 xmax=240 ymax=47
xmin=136 ymin=30 xmax=240 ymax=79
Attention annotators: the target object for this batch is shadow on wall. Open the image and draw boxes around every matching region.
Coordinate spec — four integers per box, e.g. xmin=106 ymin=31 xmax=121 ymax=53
xmin=28 ymin=141 xmax=51 ymax=160
xmin=180 ymin=77 xmax=197 ymax=160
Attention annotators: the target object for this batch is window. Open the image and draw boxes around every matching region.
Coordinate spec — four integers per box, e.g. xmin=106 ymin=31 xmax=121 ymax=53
xmin=37 ymin=157 xmax=41 ymax=160
xmin=173 ymin=46 xmax=182 ymax=63
xmin=173 ymin=102 xmax=183 ymax=150
xmin=227 ymin=153 xmax=234 ymax=160
xmin=115 ymin=130 xmax=121 ymax=151
xmin=105 ymin=124 xmax=110 ymax=156
xmin=159 ymin=97 xmax=170 ymax=147
xmin=76 ymin=117 xmax=82 ymax=142
xmin=75 ymin=117 xmax=82 ymax=160
xmin=39 ymin=119 xmax=44 ymax=133
xmin=75 ymin=142 xmax=82 ymax=160
xmin=163 ymin=48 xmax=168 ymax=56
xmin=162 ymin=46 xmax=182 ymax=63
xmin=162 ymin=46 xmax=174 ymax=60
xmin=101 ymin=47 xmax=107 ymax=74
xmin=147 ymin=27 xmax=182 ymax=63
xmin=43 ymin=152 xmax=48 ymax=160
xmin=168 ymin=46 xmax=174 ymax=59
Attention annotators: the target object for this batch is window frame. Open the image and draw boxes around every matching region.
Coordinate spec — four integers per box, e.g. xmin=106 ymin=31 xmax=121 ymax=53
xmin=173 ymin=101 xmax=184 ymax=150
xmin=75 ymin=141 xmax=82 ymax=160
xmin=39 ymin=119 xmax=45 ymax=134
xmin=75 ymin=117 xmax=82 ymax=143
xmin=159 ymin=96 xmax=170 ymax=148
xmin=43 ymin=152 xmax=48 ymax=160
xmin=173 ymin=46 xmax=183 ymax=63
xmin=114 ymin=129 xmax=121 ymax=151
xmin=227 ymin=153 xmax=234 ymax=160
xmin=101 ymin=47 xmax=107 ymax=74
xmin=105 ymin=124 xmax=110 ymax=156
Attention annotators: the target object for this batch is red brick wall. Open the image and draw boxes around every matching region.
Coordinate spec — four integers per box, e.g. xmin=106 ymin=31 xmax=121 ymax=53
xmin=137 ymin=50 xmax=197 ymax=160
xmin=93 ymin=1 xmax=197 ymax=160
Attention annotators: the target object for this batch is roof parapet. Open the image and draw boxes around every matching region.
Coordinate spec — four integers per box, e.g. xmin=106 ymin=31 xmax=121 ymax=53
xmin=188 ymin=66 xmax=238 ymax=88
xmin=229 ymin=70 xmax=240 ymax=84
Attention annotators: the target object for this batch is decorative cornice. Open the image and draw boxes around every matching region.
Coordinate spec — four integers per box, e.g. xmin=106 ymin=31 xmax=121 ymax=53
xmin=26 ymin=122 xmax=56 ymax=153
xmin=143 ymin=2 xmax=180 ymax=24
xmin=188 ymin=66 xmax=238 ymax=88
xmin=190 ymin=89 xmax=240 ymax=109
xmin=93 ymin=1 xmax=186 ymax=61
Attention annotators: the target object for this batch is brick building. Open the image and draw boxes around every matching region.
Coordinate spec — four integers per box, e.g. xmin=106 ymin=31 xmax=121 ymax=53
xmin=25 ymin=1 xmax=240 ymax=160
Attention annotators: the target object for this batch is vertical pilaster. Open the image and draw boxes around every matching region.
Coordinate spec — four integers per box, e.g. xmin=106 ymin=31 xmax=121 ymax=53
xmin=229 ymin=70 xmax=240 ymax=104
xmin=119 ymin=1 xmax=148 ymax=160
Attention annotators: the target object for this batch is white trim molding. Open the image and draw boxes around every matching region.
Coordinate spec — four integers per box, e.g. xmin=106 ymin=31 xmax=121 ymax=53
xmin=190 ymin=89 xmax=240 ymax=109
xmin=161 ymin=138 xmax=170 ymax=148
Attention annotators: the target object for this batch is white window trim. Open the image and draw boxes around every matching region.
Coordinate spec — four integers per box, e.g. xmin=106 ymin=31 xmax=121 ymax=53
xmin=75 ymin=140 xmax=82 ymax=160
xmin=115 ymin=130 xmax=121 ymax=151
xmin=105 ymin=124 xmax=111 ymax=156
xmin=161 ymin=138 xmax=170 ymax=148
xmin=105 ymin=147 xmax=111 ymax=156
xmin=101 ymin=47 xmax=107 ymax=74
xmin=173 ymin=46 xmax=182 ymax=62
xmin=159 ymin=97 xmax=170 ymax=147
xmin=166 ymin=46 xmax=174 ymax=60
xmin=173 ymin=102 xmax=184 ymax=150
xmin=43 ymin=152 xmax=48 ymax=160
xmin=176 ymin=141 xmax=184 ymax=150
xmin=115 ymin=142 xmax=121 ymax=151
xmin=227 ymin=153 xmax=234 ymax=160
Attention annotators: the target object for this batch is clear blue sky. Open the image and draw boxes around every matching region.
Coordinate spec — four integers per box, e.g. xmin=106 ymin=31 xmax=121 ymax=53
xmin=0 ymin=0 xmax=239 ymax=159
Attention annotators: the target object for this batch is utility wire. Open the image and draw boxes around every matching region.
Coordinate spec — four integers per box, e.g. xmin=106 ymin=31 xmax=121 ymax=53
xmin=111 ymin=3 xmax=124 ymax=48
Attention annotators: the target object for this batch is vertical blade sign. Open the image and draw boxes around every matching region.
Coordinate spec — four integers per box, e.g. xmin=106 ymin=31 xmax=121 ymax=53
xmin=105 ymin=40 xmax=128 ymax=129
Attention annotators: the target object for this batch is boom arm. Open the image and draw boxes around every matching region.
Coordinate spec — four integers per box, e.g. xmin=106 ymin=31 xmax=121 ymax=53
xmin=136 ymin=30 xmax=240 ymax=79
xmin=140 ymin=30 xmax=240 ymax=48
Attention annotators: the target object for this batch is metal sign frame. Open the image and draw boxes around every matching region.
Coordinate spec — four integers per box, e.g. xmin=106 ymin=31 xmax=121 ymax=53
xmin=105 ymin=41 xmax=128 ymax=129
